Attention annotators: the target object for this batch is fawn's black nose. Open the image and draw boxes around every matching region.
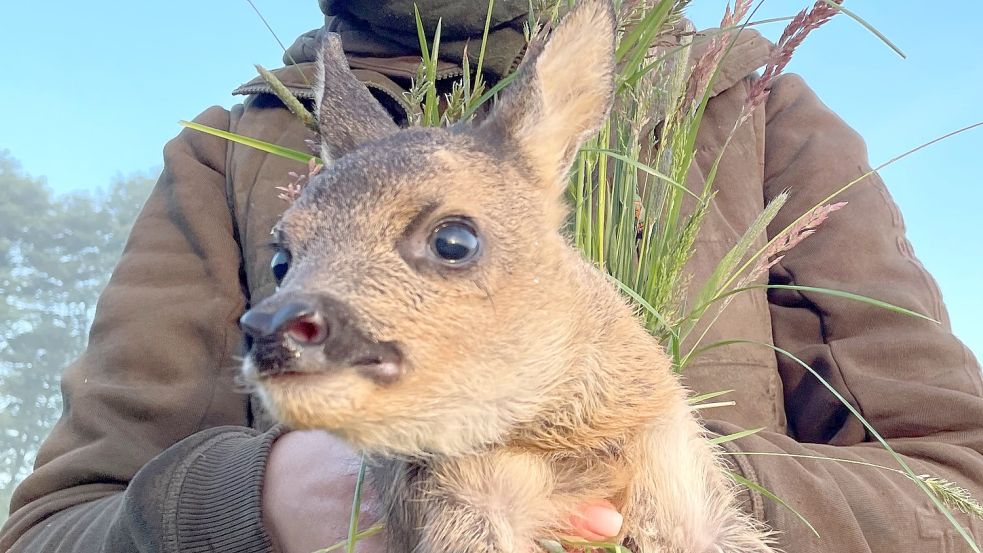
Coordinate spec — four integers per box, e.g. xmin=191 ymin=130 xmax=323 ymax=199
xmin=240 ymin=301 xmax=328 ymax=347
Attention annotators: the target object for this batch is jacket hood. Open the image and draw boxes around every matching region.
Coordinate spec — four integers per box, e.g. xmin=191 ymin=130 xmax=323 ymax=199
xmin=283 ymin=0 xmax=530 ymax=80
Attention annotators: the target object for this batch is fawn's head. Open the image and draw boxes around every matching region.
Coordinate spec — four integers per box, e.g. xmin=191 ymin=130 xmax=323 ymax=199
xmin=241 ymin=0 xmax=616 ymax=456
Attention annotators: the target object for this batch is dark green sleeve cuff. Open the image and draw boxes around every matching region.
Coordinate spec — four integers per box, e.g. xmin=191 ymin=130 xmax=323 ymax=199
xmin=3 ymin=427 xmax=287 ymax=553
xmin=127 ymin=426 xmax=286 ymax=553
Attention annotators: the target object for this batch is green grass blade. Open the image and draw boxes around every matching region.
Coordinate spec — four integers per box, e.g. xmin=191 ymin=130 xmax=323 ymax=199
xmin=554 ymin=536 xmax=630 ymax=552
xmin=426 ymin=19 xmax=443 ymax=126
xmin=692 ymin=401 xmax=736 ymax=411
xmin=725 ymin=451 xmax=908 ymax=476
xmin=688 ymin=389 xmax=735 ymax=404
xmin=616 ymin=0 xmax=673 ymax=68
xmin=179 ymin=120 xmax=316 ymax=164
xmin=819 ymin=0 xmax=905 ymax=58
xmin=725 ymin=470 xmax=820 ymax=538
xmin=740 ymin=284 xmax=938 ymax=323
xmin=710 ymin=427 xmax=764 ymax=445
xmin=692 ymin=191 xmax=788 ymax=317
xmin=473 ymin=0 xmax=495 ymax=87
xmin=411 ymin=4 xmax=443 ymax=126
xmin=614 ymin=0 xmax=664 ymax=61
xmin=610 ymin=274 xmax=677 ymax=341
xmin=689 ymin=282 xmax=940 ymax=353
xmin=346 ymin=457 xmax=368 ymax=553
xmin=413 ymin=4 xmax=432 ymax=62
xmin=411 ymin=5 xmax=444 ymax=126
xmin=311 ymin=524 xmax=385 ymax=553
xmin=461 ymin=72 xmax=516 ymax=120
xmin=682 ymin=340 xmax=748 ymax=368
xmin=580 ymin=148 xmax=700 ymax=200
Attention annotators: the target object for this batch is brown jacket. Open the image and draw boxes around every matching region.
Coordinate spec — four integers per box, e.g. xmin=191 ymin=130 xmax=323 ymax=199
xmin=2 ymin=26 xmax=982 ymax=553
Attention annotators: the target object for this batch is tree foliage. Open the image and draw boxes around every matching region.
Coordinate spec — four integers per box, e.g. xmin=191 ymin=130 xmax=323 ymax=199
xmin=0 ymin=150 xmax=154 ymax=523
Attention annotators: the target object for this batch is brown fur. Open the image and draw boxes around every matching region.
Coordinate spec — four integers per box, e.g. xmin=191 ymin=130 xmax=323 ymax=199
xmin=242 ymin=1 xmax=775 ymax=551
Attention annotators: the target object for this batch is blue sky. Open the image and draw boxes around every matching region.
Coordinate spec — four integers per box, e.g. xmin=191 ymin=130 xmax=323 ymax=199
xmin=1 ymin=1 xmax=981 ymax=357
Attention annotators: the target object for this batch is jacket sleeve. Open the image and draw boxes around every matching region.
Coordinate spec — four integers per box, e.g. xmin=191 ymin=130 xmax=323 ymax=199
xmin=709 ymin=74 xmax=983 ymax=551
xmin=0 ymin=107 xmax=279 ymax=553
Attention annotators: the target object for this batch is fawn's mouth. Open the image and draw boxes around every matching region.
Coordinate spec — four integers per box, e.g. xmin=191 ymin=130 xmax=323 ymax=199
xmin=244 ymin=341 xmax=404 ymax=386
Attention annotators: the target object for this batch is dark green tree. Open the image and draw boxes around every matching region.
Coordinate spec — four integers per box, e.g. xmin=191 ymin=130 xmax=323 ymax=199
xmin=0 ymin=151 xmax=155 ymax=523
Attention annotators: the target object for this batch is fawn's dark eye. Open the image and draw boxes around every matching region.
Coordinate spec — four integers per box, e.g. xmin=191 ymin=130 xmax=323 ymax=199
xmin=429 ymin=220 xmax=480 ymax=265
xmin=271 ymin=248 xmax=292 ymax=284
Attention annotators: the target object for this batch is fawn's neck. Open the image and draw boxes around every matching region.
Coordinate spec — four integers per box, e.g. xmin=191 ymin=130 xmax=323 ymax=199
xmin=509 ymin=258 xmax=686 ymax=455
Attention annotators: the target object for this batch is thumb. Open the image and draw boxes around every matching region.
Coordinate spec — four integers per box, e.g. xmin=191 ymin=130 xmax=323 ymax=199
xmin=568 ymin=499 xmax=623 ymax=541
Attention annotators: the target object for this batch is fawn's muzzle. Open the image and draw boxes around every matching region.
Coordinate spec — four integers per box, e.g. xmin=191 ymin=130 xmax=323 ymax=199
xmin=240 ymin=293 xmax=404 ymax=384
xmin=240 ymin=301 xmax=328 ymax=348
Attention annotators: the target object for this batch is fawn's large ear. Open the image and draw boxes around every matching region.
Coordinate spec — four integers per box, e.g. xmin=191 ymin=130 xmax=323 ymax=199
xmin=314 ymin=33 xmax=399 ymax=160
xmin=482 ymin=0 xmax=615 ymax=189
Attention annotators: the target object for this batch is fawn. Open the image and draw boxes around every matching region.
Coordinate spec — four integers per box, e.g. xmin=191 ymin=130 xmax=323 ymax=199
xmin=240 ymin=1 xmax=774 ymax=551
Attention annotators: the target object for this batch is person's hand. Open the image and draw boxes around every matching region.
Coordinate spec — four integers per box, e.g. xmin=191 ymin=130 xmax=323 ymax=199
xmin=263 ymin=430 xmax=383 ymax=553
xmin=263 ymin=431 xmax=624 ymax=553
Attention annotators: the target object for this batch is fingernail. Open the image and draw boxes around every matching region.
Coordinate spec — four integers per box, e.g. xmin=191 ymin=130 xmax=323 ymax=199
xmin=582 ymin=504 xmax=623 ymax=538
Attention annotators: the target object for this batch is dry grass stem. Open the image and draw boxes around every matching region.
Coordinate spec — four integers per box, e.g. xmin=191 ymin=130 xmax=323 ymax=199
xmin=741 ymin=0 xmax=843 ymax=122
xmin=683 ymin=0 xmax=752 ymax=112
xmin=255 ymin=64 xmax=319 ymax=132
xmin=739 ymin=201 xmax=847 ymax=286
xmin=920 ymin=475 xmax=983 ymax=519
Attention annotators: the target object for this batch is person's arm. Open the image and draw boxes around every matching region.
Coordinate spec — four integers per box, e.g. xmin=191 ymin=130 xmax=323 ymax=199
xmin=0 ymin=106 xmax=278 ymax=553
xmin=709 ymin=74 xmax=983 ymax=552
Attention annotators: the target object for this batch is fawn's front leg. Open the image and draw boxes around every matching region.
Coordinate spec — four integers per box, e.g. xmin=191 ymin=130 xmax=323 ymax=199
xmin=414 ymin=449 xmax=562 ymax=553
xmin=622 ymin=403 xmax=774 ymax=553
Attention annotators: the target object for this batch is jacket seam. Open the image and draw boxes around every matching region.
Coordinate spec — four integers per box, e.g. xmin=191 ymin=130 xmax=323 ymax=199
xmin=240 ymin=119 xmax=302 ymax=303
xmin=191 ymin=105 xmax=248 ymax=435
xmin=226 ymin=104 xmax=249 ymax=305
xmin=223 ymin=104 xmax=249 ymax=325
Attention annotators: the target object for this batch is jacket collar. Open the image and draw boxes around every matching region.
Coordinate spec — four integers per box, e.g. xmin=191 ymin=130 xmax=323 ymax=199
xmin=233 ymin=26 xmax=773 ymax=127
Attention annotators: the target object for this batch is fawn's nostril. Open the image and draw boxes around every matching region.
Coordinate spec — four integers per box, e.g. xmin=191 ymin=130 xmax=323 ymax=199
xmin=284 ymin=313 xmax=329 ymax=345
xmin=270 ymin=302 xmax=329 ymax=347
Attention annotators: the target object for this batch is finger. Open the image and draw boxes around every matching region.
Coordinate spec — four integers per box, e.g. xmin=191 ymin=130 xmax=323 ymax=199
xmin=568 ymin=515 xmax=611 ymax=542
xmin=568 ymin=500 xmax=624 ymax=540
